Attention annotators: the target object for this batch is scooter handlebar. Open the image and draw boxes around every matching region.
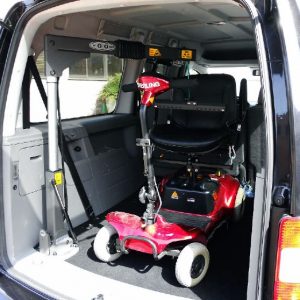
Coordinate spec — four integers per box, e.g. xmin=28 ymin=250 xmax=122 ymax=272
xmin=122 ymin=83 xmax=139 ymax=92
xmin=122 ymin=78 xmax=198 ymax=93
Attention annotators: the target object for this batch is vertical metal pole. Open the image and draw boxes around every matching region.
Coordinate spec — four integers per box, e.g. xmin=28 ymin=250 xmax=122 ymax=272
xmin=46 ymin=75 xmax=67 ymax=242
xmin=43 ymin=36 xmax=79 ymax=254
xmin=139 ymin=105 xmax=157 ymax=224
xmin=47 ymin=76 xmax=58 ymax=172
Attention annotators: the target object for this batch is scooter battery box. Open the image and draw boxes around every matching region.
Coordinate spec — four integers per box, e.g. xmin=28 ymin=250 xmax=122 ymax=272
xmin=162 ymin=177 xmax=218 ymax=215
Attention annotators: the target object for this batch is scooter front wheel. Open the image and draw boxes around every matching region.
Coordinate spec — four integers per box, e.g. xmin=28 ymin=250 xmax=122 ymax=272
xmin=93 ymin=224 xmax=122 ymax=262
xmin=175 ymin=242 xmax=210 ymax=287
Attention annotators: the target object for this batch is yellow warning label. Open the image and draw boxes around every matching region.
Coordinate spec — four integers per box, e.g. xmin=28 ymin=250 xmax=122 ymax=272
xmin=181 ymin=50 xmax=193 ymax=60
xmin=149 ymin=48 xmax=162 ymax=57
xmin=54 ymin=171 xmax=63 ymax=185
xmin=149 ymin=97 xmax=155 ymax=104
xmin=171 ymin=191 xmax=179 ymax=200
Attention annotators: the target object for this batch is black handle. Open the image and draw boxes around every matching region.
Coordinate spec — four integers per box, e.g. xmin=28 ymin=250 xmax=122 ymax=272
xmin=122 ymin=83 xmax=139 ymax=92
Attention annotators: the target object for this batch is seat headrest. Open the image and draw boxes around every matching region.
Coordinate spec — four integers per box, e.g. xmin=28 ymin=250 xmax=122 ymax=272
xmin=239 ymin=78 xmax=247 ymax=102
xmin=172 ymin=73 xmax=236 ymax=100
xmin=257 ymin=88 xmax=263 ymax=105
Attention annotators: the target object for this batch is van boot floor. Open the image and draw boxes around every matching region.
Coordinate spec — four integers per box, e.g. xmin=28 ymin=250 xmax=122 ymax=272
xmin=67 ymin=198 xmax=252 ymax=300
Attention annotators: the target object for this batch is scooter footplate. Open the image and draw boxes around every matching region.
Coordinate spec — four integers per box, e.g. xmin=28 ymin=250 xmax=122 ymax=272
xmin=159 ymin=210 xmax=211 ymax=229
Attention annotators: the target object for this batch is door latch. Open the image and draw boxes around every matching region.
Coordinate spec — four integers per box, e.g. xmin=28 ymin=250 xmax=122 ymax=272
xmin=273 ymin=186 xmax=290 ymax=207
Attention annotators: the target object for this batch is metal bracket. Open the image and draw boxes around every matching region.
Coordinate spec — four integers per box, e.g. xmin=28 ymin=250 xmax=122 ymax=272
xmin=45 ymin=35 xmax=90 ymax=77
xmin=157 ymin=249 xmax=180 ymax=260
xmin=136 ymin=138 xmax=151 ymax=147
xmin=229 ymin=145 xmax=236 ymax=165
xmin=136 ymin=138 xmax=154 ymax=176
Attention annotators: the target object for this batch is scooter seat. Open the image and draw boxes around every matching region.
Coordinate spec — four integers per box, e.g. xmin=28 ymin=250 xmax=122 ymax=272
xmin=150 ymin=124 xmax=229 ymax=153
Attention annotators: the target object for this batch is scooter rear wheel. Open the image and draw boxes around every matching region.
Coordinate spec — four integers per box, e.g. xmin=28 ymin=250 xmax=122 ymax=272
xmin=175 ymin=242 xmax=210 ymax=287
xmin=93 ymin=224 xmax=122 ymax=262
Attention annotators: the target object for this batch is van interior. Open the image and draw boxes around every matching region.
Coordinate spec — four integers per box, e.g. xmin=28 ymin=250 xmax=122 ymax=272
xmin=2 ymin=0 xmax=268 ymax=299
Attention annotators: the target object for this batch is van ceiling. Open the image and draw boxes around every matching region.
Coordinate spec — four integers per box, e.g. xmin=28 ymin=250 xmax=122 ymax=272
xmin=33 ymin=1 xmax=256 ymax=61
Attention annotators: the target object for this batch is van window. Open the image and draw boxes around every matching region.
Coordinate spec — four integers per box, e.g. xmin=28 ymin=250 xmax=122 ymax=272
xmin=30 ymin=52 xmax=124 ymax=122
xmin=206 ymin=67 xmax=261 ymax=105
xmin=189 ymin=65 xmax=261 ymax=106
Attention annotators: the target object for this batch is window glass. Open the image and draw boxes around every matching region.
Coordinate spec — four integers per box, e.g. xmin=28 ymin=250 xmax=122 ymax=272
xmin=108 ymin=55 xmax=123 ymax=76
xmin=30 ymin=52 xmax=123 ymax=122
xmin=190 ymin=65 xmax=261 ymax=105
xmin=69 ymin=54 xmax=105 ymax=80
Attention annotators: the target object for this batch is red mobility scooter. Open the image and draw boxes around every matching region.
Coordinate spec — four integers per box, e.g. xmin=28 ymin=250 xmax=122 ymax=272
xmin=93 ymin=72 xmax=245 ymax=287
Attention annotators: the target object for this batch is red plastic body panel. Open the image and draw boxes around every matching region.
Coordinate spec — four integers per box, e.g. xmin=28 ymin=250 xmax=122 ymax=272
xmin=161 ymin=174 xmax=240 ymax=235
xmin=137 ymin=75 xmax=170 ymax=106
xmin=106 ymin=174 xmax=240 ymax=255
xmin=106 ymin=212 xmax=205 ymax=254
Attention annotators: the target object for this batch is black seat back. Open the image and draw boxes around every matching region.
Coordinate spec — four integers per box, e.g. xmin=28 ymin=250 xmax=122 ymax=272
xmin=149 ymin=74 xmax=245 ymax=176
xmin=170 ymin=74 xmax=237 ymax=130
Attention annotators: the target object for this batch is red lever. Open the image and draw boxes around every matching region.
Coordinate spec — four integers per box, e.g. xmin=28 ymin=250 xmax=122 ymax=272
xmin=137 ymin=76 xmax=170 ymax=106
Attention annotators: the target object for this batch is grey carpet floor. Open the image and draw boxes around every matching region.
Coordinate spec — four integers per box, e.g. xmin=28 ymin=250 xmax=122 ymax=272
xmin=67 ymin=198 xmax=252 ymax=300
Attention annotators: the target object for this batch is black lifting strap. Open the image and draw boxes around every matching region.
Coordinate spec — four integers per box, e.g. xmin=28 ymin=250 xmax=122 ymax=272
xmin=22 ymin=59 xmax=31 ymax=129
xmin=27 ymin=56 xmax=97 ymax=224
